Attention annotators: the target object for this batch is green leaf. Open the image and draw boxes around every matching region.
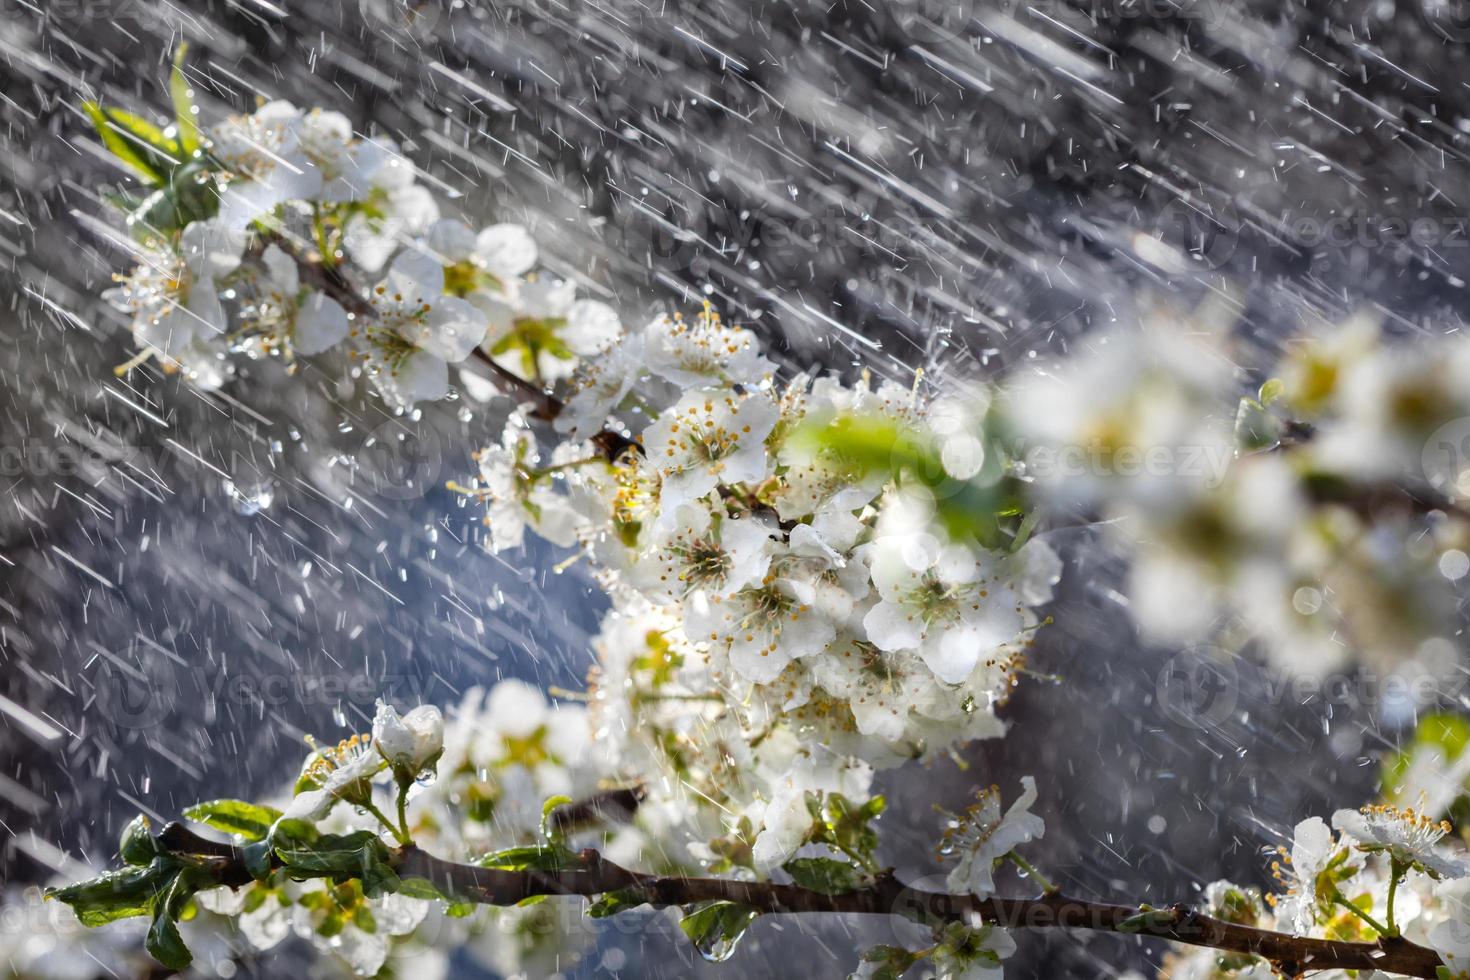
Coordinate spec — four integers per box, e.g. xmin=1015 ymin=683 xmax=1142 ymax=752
xmin=540 ymin=794 xmax=573 ymax=841
xmin=477 ymin=843 xmax=579 ymax=873
xmin=587 ymin=887 xmax=646 ymax=918
xmin=1118 ymin=907 xmax=1177 ymax=934
xmin=183 ymin=799 xmax=283 ymax=842
xmin=83 ymin=104 xmax=183 ymax=185
xmin=397 ymin=877 xmax=453 ymax=902
xmin=782 ymin=857 xmax=865 ymax=895
xmin=268 ymin=818 xmax=321 ymax=850
xmin=853 ymin=945 xmax=922 ymax=980
xmin=146 ymin=869 xmax=204 ymax=971
xmin=118 ymin=814 xmax=159 ymax=866
xmin=170 ymin=44 xmax=200 ymax=156
xmin=679 ymin=901 xmax=758 ymax=963
xmin=275 ymin=830 xmax=397 ymax=895
xmin=83 ymin=102 xmax=167 ymax=185
xmin=46 ymin=862 xmax=172 ymax=927
xmin=242 ymin=840 xmax=275 ymax=881
xmin=1258 ymin=377 xmax=1285 ymax=406
xmin=360 ymin=864 xmax=401 ymax=899
xmin=273 ymin=828 xmax=393 ymax=881
xmin=1235 ymin=396 xmax=1283 ymax=452
xmin=790 ymin=410 xmax=1012 ymax=546
xmin=806 ymin=793 xmax=885 ymax=870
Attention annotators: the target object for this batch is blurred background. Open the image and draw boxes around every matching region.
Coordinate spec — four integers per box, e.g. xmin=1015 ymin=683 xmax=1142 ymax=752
xmin=1 ymin=0 xmax=1468 ymax=975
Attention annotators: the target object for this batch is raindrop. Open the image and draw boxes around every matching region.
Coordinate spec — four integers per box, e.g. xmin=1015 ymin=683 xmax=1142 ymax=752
xmin=222 ymin=479 xmax=273 ymax=515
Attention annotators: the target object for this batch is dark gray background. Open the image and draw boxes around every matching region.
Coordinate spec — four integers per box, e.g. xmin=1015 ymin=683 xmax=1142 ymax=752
xmin=2 ymin=0 xmax=1467 ymax=975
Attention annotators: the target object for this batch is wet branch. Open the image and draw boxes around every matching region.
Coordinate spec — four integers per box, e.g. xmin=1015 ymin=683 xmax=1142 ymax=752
xmin=155 ymin=822 xmax=1445 ymax=979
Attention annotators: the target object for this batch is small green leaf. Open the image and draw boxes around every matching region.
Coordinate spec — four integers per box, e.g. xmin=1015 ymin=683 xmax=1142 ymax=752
xmin=477 ymin=843 xmax=579 ymax=873
xmin=275 ymin=830 xmax=396 ymax=889
xmin=242 ymin=840 xmax=274 ymax=881
xmin=806 ymin=793 xmax=884 ymax=870
xmin=587 ymin=887 xmax=646 ymax=918
xmin=853 ymin=945 xmax=921 ymax=980
xmin=1235 ymin=396 xmax=1283 ymax=452
xmin=782 ymin=857 xmax=865 ymax=895
xmin=1118 ymin=907 xmax=1177 ymax=934
xmin=118 ymin=815 xmax=159 ymax=866
xmin=1258 ymin=377 xmax=1285 ymax=406
xmin=83 ymin=102 xmax=167 ymax=184
xmin=170 ymin=44 xmax=200 ymax=156
xmin=85 ymin=104 xmax=184 ymax=184
xmin=397 ymin=877 xmax=453 ymax=902
xmin=679 ymin=901 xmax=759 ymax=963
xmin=183 ymin=799 xmax=283 ymax=842
xmin=46 ymin=862 xmax=171 ymax=926
xmin=540 ymin=794 xmax=574 ymax=840
xmin=145 ymin=869 xmax=202 ymax=970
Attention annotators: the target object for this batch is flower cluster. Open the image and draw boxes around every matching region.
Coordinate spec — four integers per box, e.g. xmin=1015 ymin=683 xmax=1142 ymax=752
xmin=162 ymin=683 xmax=623 ymax=978
xmin=466 ymin=303 xmax=1061 ymax=872
xmin=1008 ymin=298 xmax=1470 ymax=682
xmin=94 ymin=87 xmax=617 ymax=408
xmin=1161 ymin=799 xmax=1470 ymax=979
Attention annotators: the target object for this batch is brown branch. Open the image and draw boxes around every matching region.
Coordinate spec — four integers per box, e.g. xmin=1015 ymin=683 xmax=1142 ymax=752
xmin=154 ymin=822 xmax=1445 ymax=978
xmin=270 ymin=233 xmax=639 ymax=461
xmin=547 ymin=784 xmax=646 ymax=833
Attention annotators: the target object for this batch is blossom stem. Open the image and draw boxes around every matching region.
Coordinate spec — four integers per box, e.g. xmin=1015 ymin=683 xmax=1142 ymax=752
xmin=361 ymin=800 xmax=412 ymax=848
xmin=1007 ymin=853 xmax=1059 ymax=895
xmin=395 ymin=786 xmax=413 ymax=847
xmin=1386 ymin=858 xmax=1404 ymax=936
xmin=1331 ymin=890 xmax=1391 ymax=937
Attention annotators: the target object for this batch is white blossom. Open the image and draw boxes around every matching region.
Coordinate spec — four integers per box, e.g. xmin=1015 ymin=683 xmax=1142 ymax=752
xmin=1332 ymin=804 xmax=1470 ymax=879
xmin=284 ymin=732 xmax=385 ymax=821
xmin=643 ymin=389 xmax=780 ymax=523
xmin=372 ymin=700 xmax=444 ymax=774
xmin=1270 ymin=816 xmax=1339 ymax=934
xmin=941 ymin=776 xmax=1045 ymax=899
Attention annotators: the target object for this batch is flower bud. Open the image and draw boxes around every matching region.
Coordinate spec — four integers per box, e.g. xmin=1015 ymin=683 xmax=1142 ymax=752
xmin=372 ymin=700 xmax=444 ymax=777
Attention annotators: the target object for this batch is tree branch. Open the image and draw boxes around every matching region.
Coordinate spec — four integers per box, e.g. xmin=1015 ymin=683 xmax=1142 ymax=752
xmin=155 ymin=822 xmax=1445 ymax=978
